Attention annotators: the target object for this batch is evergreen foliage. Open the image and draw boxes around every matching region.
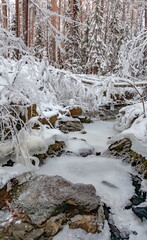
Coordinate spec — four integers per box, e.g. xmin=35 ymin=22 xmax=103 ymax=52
xmin=64 ymin=0 xmax=81 ymax=73
xmin=107 ymin=1 xmax=124 ymax=73
xmin=86 ymin=0 xmax=107 ymax=75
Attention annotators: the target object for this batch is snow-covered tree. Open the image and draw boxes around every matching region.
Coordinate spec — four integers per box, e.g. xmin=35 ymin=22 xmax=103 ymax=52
xmin=64 ymin=0 xmax=81 ymax=73
xmin=34 ymin=23 xmax=46 ymax=59
xmin=86 ymin=0 xmax=107 ymax=75
xmin=118 ymin=30 xmax=147 ymax=79
xmin=80 ymin=3 xmax=91 ymax=74
xmin=106 ymin=1 xmax=124 ymax=73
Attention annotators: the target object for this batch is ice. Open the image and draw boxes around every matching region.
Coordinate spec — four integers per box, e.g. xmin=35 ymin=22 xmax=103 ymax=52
xmin=0 ymin=210 xmax=13 ymax=226
xmin=67 ymin=120 xmax=118 ymax=153
xmin=0 ymin=164 xmax=33 ymax=189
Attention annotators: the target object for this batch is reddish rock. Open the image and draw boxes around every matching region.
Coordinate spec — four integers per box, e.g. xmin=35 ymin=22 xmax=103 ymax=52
xmin=70 ymin=107 xmax=83 ymax=117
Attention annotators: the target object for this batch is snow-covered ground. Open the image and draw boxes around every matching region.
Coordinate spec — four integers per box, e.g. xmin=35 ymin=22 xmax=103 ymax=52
xmin=35 ymin=121 xmax=147 ymax=240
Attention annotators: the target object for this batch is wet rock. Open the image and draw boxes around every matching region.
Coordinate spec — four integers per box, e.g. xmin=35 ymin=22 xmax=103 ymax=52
xmin=78 ymin=116 xmax=93 ymax=123
xmin=79 ymin=149 xmax=93 ymax=157
xmin=130 ymin=194 xmax=146 ymax=206
xmin=47 ymin=141 xmax=65 ymax=156
xmin=131 ymin=175 xmax=142 ymax=195
xmin=58 ymin=117 xmax=84 ymax=133
xmin=11 ymin=175 xmax=100 ymax=225
xmin=109 ymin=224 xmax=129 ymax=240
xmin=132 ymin=206 xmax=147 ymax=221
xmin=125 ymin=174 xmax=146 ymax=209
xmin=2 ymin=159 xmax=14 ymax=167
xmin=103 ymin=204 xmax=129 ymax=240
xmin=81 ymin=130 xmax=87 ymax=134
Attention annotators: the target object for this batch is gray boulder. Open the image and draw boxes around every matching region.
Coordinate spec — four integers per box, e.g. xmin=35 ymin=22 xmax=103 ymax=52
xmin=12 ymin=175 xmax=100 ymax=225
xmin=58 ymin=117 xmax=84 ymax=133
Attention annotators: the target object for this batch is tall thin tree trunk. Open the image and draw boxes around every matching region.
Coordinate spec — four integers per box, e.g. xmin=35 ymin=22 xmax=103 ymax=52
xmin=79 ymin=0 xmax=83 ymax=22
xmin=145 ymin=0 xmax=147 ymax=28
xmin=16 ymin=0 xmax=20 ymax=37
xmin=51 ymin=0 xmax=57 ymax=63
xmin=23 ymin=0 xmax=29 ymax=46
xmin=31 ymin=8 xmax=36 ymax=47
xmin=15 ymin=0 xmax=20 ymax=59
xmin=57 ymin=0 xmax=62 ymax=65
xmin=122 ymin=0 xmax=126 ymax=22
xmin=2 ymin=0 xmax=8 ymax=29
xmin=104 ymin=0 xmax=110 ymax=43
xmin=131 ymin=0 xmax=135 ymax=35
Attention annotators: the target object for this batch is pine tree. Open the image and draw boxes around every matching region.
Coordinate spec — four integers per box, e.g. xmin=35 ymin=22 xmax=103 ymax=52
xmin=86 ymin=0 xmax=107 ymax=75
xmin=80 ymin=17 xmax=90 ymax=73
xmin=80 ymin=3 xmax=91 ymax=74
xmin=34 ymin=23 xmax=46 ymax=59
xmin=64 ymin=0 xmax=81 ymax=73
xmin=107 ymin=1 xmax=124 ymax=73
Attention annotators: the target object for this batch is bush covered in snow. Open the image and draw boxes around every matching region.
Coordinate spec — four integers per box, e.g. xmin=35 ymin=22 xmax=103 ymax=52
xmin=114 ymin=102 xmax=147 ymax=144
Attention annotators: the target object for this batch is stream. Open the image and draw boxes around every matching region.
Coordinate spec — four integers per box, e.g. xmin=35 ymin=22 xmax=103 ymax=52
xmin=0 ymin=120 xmax=147 ymax=239
xmin=35 ymin=120 xmax=147 ymax=240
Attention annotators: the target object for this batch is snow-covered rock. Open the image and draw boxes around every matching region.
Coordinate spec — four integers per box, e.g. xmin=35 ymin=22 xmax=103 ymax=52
xmin=65 ymin=138 xmax=94 ymax=157
xmin=12 ymin=175 xmax=101 ymax=225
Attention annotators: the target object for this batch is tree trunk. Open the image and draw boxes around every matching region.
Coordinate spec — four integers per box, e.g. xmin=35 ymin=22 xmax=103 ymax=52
xmin=23 ymin=0 xmax=29 ymax=46
xmin=15 ymin=0 xmax=20 ymax=59
xmin=16 ymin=0 xmax=20 ymax=37
xmin=57 ymin=0 xmax=62 ymax=65
xmin=131 ymin=0 xmax=135 ymax=35
xmin=2 ymin=0 xmax=8 ymax=29
xmin=145 ymin=0 xmax=147 ymax=28
xmin=51 ymin=0 xmax=57 ymax=63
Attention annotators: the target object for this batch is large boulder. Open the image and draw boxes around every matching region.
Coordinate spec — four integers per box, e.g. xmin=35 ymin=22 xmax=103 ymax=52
xmin=11 ymin=175 xmax=100 ymax=225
